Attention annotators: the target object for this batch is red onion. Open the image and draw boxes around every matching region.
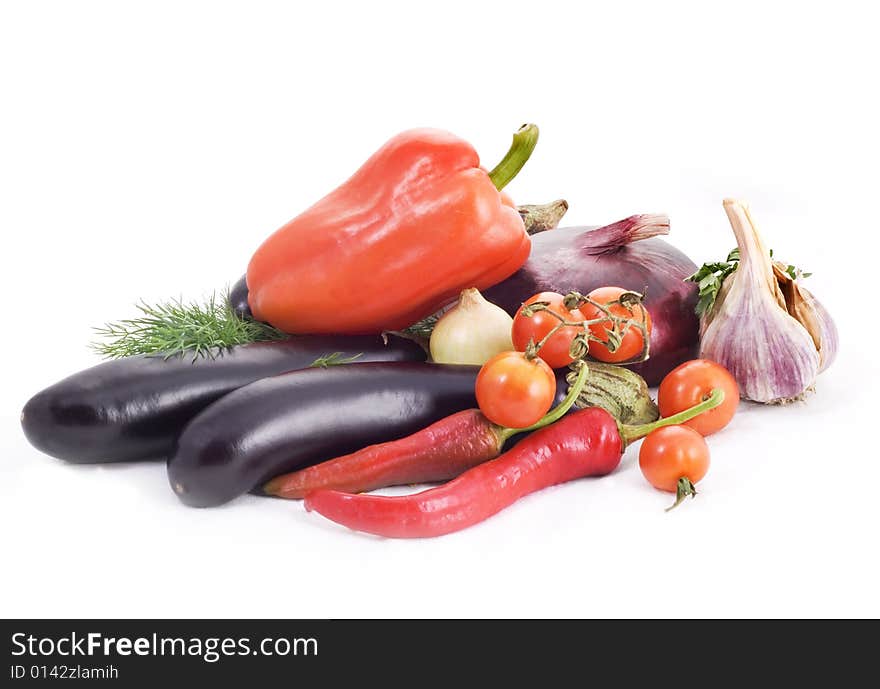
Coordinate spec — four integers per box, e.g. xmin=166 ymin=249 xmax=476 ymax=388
xmin=482 ymin=214 xmax=699 ymax=385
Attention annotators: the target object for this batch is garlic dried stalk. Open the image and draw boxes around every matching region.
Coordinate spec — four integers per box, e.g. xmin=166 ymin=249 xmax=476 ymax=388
xmin=698 ymin=199 xmax=837 ymax=403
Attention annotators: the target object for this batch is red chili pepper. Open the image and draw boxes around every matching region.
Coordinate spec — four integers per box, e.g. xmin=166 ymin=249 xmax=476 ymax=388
xmin=265 ymin=409 xmax=500 ymax=499
xmin=246 ymin=124 xmax=539 ymax=335
xmin=303 ymin=390 xmax=724 ymax=538
xmin=264 ymin=364 xmax=591 ymax=500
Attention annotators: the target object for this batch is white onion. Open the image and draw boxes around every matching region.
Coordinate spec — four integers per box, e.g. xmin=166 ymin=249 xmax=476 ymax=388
xmin=429 ymin=289 xmax=513 ymax=365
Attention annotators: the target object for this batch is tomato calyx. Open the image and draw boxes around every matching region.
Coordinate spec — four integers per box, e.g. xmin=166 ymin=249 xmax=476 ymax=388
xmin=665 ymin=477 xmax=698 ymax=512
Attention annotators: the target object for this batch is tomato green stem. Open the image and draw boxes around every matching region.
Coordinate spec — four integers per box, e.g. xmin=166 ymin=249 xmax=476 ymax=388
xmin=496 ymin=361 xmax=589 ymax=444
xmin=488 ymin=123 xmax=539 ymax=191
xmin=665 ymin=477 xmax=698 ymax=512
xmin=620 ymin=388 xmax=725 ymax=446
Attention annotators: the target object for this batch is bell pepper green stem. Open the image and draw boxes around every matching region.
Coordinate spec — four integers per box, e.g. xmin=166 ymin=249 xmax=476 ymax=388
xmin=488 ymin=123 xmax=539 ymax=191
xmin=496 ymin=361 xmax=588 ymax=445
xmin=620 ymin=388 xmax=725 ymax=447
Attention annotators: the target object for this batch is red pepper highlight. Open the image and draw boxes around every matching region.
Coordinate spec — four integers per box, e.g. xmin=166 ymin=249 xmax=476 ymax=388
xmin=247 ymin=125 xmax=539 ymax=335
xmin=303 ymin=390 xmax=725 ymax=538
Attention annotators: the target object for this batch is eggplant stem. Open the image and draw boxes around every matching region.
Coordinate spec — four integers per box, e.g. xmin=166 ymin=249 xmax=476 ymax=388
xmin=519 ymin=199 xmax=569 ymax=234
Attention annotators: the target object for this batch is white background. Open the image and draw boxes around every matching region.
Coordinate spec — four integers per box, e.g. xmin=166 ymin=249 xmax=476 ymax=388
xmin=2 ymin=0 xmax=878 ymax=618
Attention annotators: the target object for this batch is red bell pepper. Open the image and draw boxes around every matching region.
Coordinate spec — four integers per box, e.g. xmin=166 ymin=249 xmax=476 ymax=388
xmin=246 ymin=124 xmax=539 ymax=334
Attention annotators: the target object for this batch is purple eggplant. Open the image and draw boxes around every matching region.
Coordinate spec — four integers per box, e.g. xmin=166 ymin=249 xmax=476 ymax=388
xmin=168 ymin=362 xmax=479 ymax=507
xmin=21 ymin=335 xmax=425 ymax=464
xmin=229 ymin=274 xmax=252 ymax=320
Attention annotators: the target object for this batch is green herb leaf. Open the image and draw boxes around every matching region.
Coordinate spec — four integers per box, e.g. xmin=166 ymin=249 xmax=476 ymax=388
xmin=309 ymin=352 xmax=364 ymax=368
xmin=784 ymin=264 xmax=812 ymax=281
xmin=686 ymin=247 xmax=812 ymax=317
xmin=696 ymin=292 xmax=716 ymax=317
xmin=92 ymin=292 xmax=288 ymax=360
xmin=403 ymin=313 xmax=440 ymax=339
xmin=685 ymin=255 xmax=739 ymax=317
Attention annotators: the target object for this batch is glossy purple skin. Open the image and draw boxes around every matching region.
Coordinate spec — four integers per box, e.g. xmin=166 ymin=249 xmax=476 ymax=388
xmin=229 ymin=273 xmax=252 ymax=319
xmin=21 ymin=335 xmax=425 ymax=464
xmin=482 ymin=226 xmax=700 ymax=386
xmin=168 ymin=362 xmax=480 ymax=507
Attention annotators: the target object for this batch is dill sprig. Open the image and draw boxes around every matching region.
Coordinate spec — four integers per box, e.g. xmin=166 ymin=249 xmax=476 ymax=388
xmin=92 ymin=293 xmax=289 ymax=360
xmin=309 ymin=352 xmax=364 ymax=368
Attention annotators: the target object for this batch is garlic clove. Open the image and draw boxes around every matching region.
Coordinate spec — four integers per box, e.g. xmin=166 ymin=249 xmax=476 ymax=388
xmin=700 ymin=285 xmax=819 ymax=403
xmin=808 ymin=290 xmax=839 ymax=373
xmin=699 ymin=200 xmax=821 ymax=403
xmin=772 ymin=262 xmax=839 ymax=373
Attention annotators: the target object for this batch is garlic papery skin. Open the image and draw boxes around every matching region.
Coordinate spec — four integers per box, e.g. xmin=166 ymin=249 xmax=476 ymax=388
xmin=773 ymin=262 xmax=839 ymax=373
xmin=429 ymin=288 xmax=514 ymax=365
xmin=699 ymin=200 xmax=821 ymax=403
xmin=810 ymin=292 xmax=839 ymax=373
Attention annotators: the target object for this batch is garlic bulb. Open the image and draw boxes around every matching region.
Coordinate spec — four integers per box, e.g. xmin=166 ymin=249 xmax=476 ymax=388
xmin=699 ymin=199 xmax=838 ymax=403
xmin=429 ymin=288 xmax=514 ymax=365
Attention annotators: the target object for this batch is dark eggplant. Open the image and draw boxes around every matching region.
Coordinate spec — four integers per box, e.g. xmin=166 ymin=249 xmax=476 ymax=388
xmin=21 ymin=335 xmax=425 ymax=464
xmin=229 ymin=274 xmax=252 ymax=320
xmin=168 ymin=362 xmax=479 ymax=507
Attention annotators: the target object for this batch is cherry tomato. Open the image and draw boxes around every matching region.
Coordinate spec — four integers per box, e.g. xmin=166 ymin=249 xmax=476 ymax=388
xmin=578 ymin=286 xmax=652 ymax=363
xmin=511 ymin=292 xmax=586 ymax=369
xmin=658 ymin=359 xmax=740 ymax=436
xmin=639 ymin=426 xmax=710 ymax=510
xmin=475 ymin=351 xmax=557 ymax=429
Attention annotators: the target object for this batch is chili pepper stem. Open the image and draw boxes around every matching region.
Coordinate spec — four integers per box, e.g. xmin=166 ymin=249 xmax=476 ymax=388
xmin=665 ymin=477 xmax=698 ymax=512
xmin=620 ymin=388 xmax=725 ymax=447
xmin=488 ymin=124 xmax=539 ymax=191
xmin=495 ymin=361 xmax=589 ymax=444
